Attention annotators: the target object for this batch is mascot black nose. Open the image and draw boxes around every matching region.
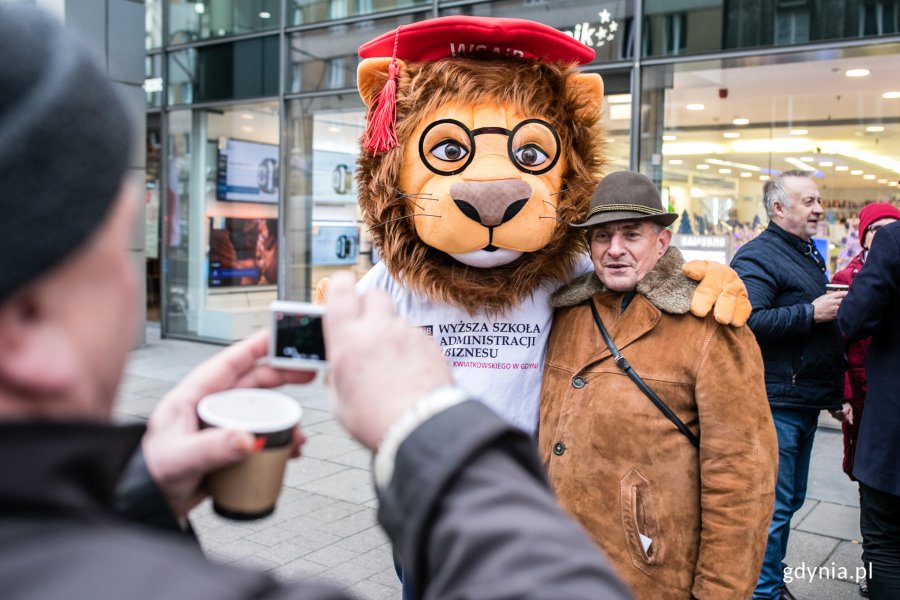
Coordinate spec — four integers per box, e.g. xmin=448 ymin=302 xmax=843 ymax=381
xmin=451 ymin=179 xmax=532 ymax=227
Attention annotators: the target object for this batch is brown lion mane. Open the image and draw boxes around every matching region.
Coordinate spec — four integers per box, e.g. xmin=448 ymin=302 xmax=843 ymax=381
xmin=357 ymin=56 xmax=605 ymax=315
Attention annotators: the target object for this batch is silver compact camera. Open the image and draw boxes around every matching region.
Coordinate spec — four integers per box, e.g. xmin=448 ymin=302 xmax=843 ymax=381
xmin=269 ymin=301 xmax=326 ymax=370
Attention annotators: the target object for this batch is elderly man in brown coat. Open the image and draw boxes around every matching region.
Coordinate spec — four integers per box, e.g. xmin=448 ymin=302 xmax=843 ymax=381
xmin=539 ymin=171 xmax=778 ymax=600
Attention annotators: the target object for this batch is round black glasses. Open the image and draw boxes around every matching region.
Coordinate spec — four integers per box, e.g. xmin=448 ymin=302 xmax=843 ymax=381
xmin=418 ymin=118 xmax=561 ymax=177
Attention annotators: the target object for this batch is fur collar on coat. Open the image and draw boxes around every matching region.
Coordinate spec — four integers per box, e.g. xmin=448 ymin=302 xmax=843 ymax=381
xmin=550 ymin=246 xmax=697 ymax=314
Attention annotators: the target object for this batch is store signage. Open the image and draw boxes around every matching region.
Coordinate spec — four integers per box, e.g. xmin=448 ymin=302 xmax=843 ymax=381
xmin=678 ymin=236 xmax=727 ymax=249
xmin=561 ymin=8 xmax=618 ymax=49
xmin=143 ymin=77 xmax=163 ymax=93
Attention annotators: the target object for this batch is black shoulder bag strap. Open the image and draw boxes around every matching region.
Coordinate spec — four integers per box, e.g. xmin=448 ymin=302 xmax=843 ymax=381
xmin=588 ymin=299 xmax=700 ymax=449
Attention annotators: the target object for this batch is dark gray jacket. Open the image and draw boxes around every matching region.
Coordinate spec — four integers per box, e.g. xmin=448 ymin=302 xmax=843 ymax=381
xmin=0 ymin=403 xmax=630 ymax=600
xmin=731 ymin=222 xmax=843 ymax=410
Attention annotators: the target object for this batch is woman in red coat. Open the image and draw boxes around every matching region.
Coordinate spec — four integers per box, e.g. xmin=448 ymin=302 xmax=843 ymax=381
xmin=831 ymin=202 xmax=900 ymax=597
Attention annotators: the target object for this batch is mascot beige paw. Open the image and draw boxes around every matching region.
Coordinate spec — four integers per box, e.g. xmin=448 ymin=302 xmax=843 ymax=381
xmin=683 ymin=260 xmax=751 ymax=327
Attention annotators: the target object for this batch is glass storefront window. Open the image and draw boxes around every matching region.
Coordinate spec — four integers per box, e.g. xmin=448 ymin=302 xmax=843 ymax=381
xmin=289 ymin=0 xmax=430 ymax=26
xmin=599 ymin=69 xmax=633 ymax=172
xmin=644 ymin=0 xmax=900 ymax=58
xmin=639 ymin=44 xmax=900 ymax=268
xmin=168 ymin=37 xmax=278 ymax=105
xmin=441 ymin=0 xmax=634 ymax=65
xmin=164 ymin=102 xmax=280 ymax=341
xmin=287 ymin=11 xmax=429 ymax=93
xmin=285 ymin=96 xmax=368 ymax=301
xmin=168 ymin=0 xmax=279 ymax=45
xmin=145 ymin=53 xmax=163 ymax=108
xmin=146 ymin=0 xmax=163 ymax=49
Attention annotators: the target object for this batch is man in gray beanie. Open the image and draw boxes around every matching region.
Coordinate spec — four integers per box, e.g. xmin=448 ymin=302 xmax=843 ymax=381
xmin=0 ymin=6 xmax=631 ymax=599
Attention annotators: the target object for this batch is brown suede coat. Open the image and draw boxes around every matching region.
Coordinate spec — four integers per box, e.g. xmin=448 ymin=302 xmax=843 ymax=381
xmin=539 ymin=247 xmax=777 ymax=600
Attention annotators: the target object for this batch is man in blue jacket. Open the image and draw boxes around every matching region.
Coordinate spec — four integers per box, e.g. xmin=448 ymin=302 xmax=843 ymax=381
xmin=838 ymin=219 xmax=900 ymax=599
xmin=731 ymin=170 xmax=845 ymax=600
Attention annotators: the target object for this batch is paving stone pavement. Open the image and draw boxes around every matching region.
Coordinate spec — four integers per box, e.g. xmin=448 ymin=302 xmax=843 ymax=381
xmin=117 ymin=324 xmax=866 ymax=600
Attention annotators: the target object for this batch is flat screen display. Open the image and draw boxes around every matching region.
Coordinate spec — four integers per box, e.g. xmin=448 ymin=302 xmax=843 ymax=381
xmin=274 ymin=311 xmax=326 ymax=362
xmin=208 ymin=217 xmax=278 ymax=287
xmin=216 ymin=139 xmax=279 ymax=204
xmin=311 ymin=223 xmax=359 ymax=266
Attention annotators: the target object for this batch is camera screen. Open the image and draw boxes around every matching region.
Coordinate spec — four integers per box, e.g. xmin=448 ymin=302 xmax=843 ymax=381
xmin=274 ymin=311 xmax=326 ymax=361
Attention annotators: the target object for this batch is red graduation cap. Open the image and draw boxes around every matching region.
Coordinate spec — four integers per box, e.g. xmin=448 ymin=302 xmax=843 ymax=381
xmin=358 ymin=16 xmax=595 ymax=153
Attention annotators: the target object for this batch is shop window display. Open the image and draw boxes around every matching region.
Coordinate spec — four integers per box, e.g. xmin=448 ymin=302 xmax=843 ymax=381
xmin=284 ymin=96 xmax=369 ymax=302
xmin=640 ymin=43 xmax=900 ymax=267
xmin=164 ymin=102 xmax=279 ymax=342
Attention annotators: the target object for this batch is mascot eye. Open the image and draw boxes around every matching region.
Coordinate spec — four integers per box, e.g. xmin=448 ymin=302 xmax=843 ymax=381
xmin=431 ymin=140 xmax=470 ymax=162
xmin=514 ymin=144 xmax=549 ymax=167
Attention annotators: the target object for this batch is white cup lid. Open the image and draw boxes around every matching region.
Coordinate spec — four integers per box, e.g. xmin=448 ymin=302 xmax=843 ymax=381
xmin=198 ymin=389 xmax=302 ymax=433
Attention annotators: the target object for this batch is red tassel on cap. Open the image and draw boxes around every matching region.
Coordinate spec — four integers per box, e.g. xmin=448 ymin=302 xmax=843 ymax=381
xmin=364 ymin=28 xmax=401 ymax=153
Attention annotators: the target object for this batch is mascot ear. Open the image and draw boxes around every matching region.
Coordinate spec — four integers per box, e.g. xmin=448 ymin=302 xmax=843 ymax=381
xmin=358 ymin=57 xmax=408 ymax=106
xmin=567 ymin=72 xmax=605 ymax=122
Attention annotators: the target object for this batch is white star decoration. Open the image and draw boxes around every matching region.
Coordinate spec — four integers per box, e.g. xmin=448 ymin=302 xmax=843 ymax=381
xmin=599 ymin=9 xmax=611 ymax=23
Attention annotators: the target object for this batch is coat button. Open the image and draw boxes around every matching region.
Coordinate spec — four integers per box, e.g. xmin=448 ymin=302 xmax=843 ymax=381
xmin=572 ymin=376 xmax=586 ymax=389
xmin=553 ymin=441 xmax=566 ymax=456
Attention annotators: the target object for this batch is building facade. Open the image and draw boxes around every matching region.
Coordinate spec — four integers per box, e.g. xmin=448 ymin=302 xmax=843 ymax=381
xmin=144 ymin=0 xmax=900 ymax=342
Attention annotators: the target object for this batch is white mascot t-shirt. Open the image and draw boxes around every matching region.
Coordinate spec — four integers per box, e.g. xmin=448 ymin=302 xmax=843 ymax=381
xmin=357 ymin=256 xmax=591 ymax=434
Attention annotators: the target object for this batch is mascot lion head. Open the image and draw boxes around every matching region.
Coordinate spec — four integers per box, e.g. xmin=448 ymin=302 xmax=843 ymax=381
xmin=356 ymin=17 xmax=604 ymax=315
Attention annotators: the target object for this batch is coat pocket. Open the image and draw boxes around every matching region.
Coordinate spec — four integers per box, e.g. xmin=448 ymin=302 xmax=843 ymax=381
xmin=620 ymin=467 xmax=663 ymax=575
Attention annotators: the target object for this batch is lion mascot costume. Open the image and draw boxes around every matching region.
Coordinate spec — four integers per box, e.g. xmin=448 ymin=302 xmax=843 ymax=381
xmin=341 ymin=16 xmax=748 ymax=434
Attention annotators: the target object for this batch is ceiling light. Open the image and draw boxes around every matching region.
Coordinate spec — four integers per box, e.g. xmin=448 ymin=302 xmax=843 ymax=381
xmin=791 ymin=129 xmax=808 ymax=136
xmin=723 ymin=132 xmax=740 ymax=139
xmin=864 ymin=174 xmax=876 ymax=180
xmin=719 ymin=168 xmax=732 ymax=174
xmin=697 ymin=164 xmax=710 ymax=170
xmin=851 ymin=170 xmax=864 ymax=175
xmin=669 ymin=159 xmax=683 ymax=165
xmin=878 ymin=179 xmax=888 ymax=184
xmin=845 ymin=69 xmax=870 ymax=77
xmin=786 ymin=158 xmax=818 ymax=172
xmin=800 ymin=157 xmax=815 ymax=162
xmin=760 ymin=175 xmax=770 ymax=181
xmin=819 ymin=161 xmax=833 ymax=167
xmin=836 ymin=165 xmax=849 ymax=171
xmin=730 ymin=139 xmax=812 ymax=154
xmin=607 ymin=94 xmax=632 ymax=104
xmin=686 ymin=103 xmax=705 ymax=111
xmin=733 ymin=118 xmax=750 ymax=126
xmin=259 ymin=11 xmax=271 ymax=18
xmin=240 ymin=113 xmax=254 ymax=120
xmin=890 ymin=182 xmax=899 ymax=186
xmin=883 ymin=91 xmax=900 ymax=99
xmin=662 ymin=135 xmax=677 ymax=141
xmin=606 ymin=138 xmax=616 ymax=143
xmin=194 ymin=2 xmax=205 ymax=13
xmin=866 ymin=125 xmax=885 ymax=133
xmin=662 ymin=142 xmax=725 ymax=155
xmin=327 ymin=126 xmax=340 ymax=133
xmin=741 ymin=172 xmax=752 ymax=178
xmin=705 ymin=158 xmax=761 ymax=171
xmin=241 ymin=126 xmax=253 ymax=133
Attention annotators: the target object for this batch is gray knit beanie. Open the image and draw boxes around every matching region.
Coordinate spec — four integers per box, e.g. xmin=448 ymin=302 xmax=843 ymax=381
xmin=0 ymin=5 xmax=134 ymax=303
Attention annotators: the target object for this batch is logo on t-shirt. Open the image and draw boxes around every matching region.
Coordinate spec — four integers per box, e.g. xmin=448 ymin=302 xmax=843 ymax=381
xmin=421 ymin=324 xmax=433 ymax=336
